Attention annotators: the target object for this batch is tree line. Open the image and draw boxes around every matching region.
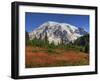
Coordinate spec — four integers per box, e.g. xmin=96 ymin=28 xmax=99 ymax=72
xmin=26 ymin=31 xmax=89 ymax=53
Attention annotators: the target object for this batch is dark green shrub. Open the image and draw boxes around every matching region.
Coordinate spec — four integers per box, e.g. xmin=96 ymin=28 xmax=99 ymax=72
xmin=84 ymin=44 xmax=89 ymax=53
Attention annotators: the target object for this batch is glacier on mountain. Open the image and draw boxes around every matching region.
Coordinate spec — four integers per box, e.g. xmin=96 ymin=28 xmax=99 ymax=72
xmin=29 ymin=21 xmax=87 ymax=45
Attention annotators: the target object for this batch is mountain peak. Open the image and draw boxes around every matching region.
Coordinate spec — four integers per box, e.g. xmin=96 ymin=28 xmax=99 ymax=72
xmin=29 ymin=21 xmax=87 ymax=45
xmin=47 ymin=21 xmax=59 ymax=24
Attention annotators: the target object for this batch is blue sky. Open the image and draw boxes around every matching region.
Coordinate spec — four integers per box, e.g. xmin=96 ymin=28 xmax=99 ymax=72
xmin=25 ymin=12 xmax=89 ymax=33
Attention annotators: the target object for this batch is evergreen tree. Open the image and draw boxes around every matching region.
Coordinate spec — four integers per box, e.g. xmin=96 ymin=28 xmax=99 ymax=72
xmin=25 ymin=31 xmax=29 ymax=41
xmin=45 ymin=32 xmax=48 ymax=42
xmin=39 ymin=33 xmax=42 ymax=40
xmin=84 ymin=44 xmax=89 ymax=53
xmin=25 ymin=31 xmax=29 ymax=45
xmin=74 ymin=34 xmax=89 ymax=46
xmin=61 ymin=37 xmax=64 ymax=45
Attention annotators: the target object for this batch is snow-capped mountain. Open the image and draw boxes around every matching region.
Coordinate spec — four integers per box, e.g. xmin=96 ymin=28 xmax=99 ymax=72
xmin=29 ymin=21 xmax=88 ymax=45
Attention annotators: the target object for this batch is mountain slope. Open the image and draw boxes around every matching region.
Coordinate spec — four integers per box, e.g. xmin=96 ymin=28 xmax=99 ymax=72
xmin=74 ymin=34 xmax=89 ymax=46
xmin=29 ymin=21 xmax=88 ymax=45
xmin=74 ymin=34 xmax=89 ymax=53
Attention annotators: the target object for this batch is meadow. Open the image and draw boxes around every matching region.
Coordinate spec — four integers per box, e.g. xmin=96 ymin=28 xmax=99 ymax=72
xmin=25 ymin=38 xmax=89 ymax=68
